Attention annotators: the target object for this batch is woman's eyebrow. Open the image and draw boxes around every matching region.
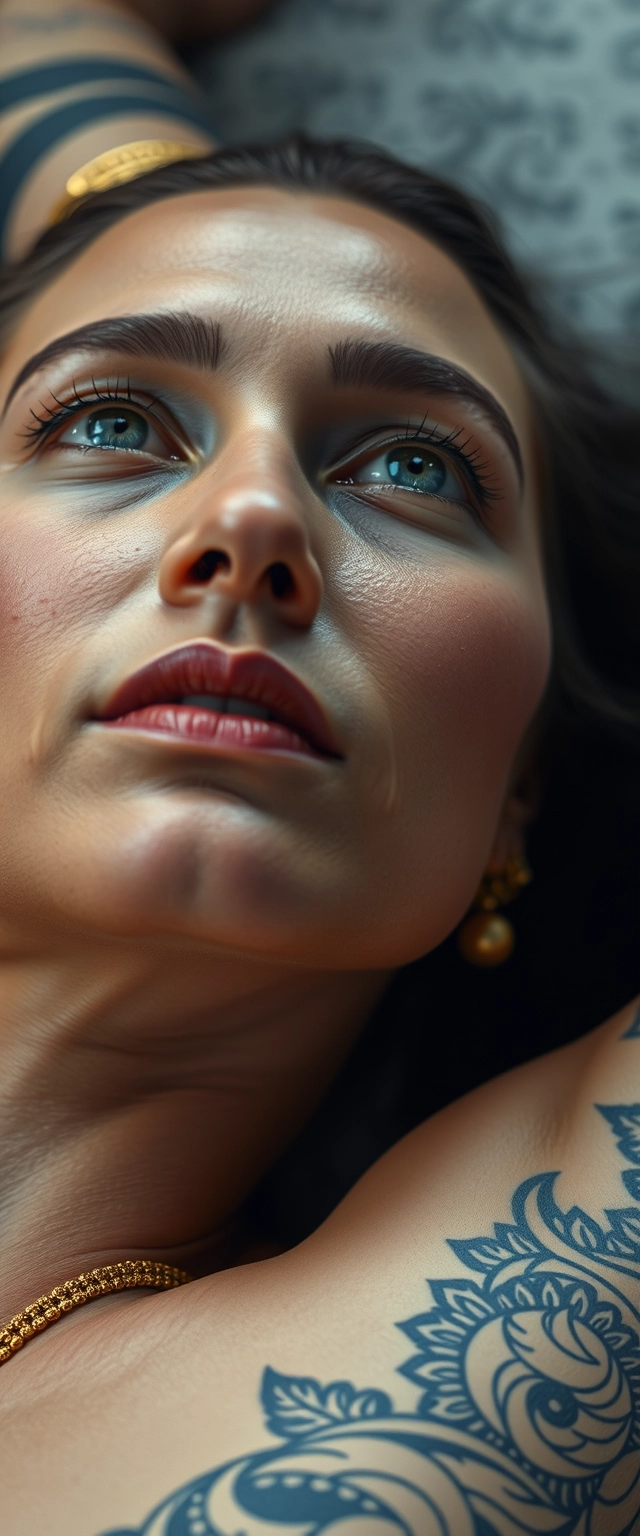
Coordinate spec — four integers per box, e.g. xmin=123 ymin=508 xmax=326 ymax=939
xmin=2 ymin=311 xmax=224 ymax=415
xmin=3 ymin=318 xmax=523 ymax=485
xmin=328 ymin=338 xmax=523 ymax=483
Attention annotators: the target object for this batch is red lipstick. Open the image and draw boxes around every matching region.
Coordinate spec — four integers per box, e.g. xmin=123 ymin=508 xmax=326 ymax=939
xmin=96 ymin=643 xmax=341 ymax=760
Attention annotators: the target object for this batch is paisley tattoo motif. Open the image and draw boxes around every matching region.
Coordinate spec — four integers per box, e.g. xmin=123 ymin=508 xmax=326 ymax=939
xmin=104 ymin=1105 xmax=640 ymax=1535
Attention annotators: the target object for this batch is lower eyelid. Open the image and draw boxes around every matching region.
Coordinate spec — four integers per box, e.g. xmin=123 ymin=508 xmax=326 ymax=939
xmin=342 ymin=454 xmax=466 ymax=503
xmin=328 ymin=456 xmax=494 ymax=533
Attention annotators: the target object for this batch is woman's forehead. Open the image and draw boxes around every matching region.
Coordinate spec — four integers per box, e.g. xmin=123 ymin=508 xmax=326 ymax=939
xmin=3 ymin=187 xmax=530 ymax=422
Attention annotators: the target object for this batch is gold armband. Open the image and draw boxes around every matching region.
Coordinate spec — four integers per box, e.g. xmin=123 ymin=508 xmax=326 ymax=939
xmin=48 ymin=139 xmax=207 ymax=226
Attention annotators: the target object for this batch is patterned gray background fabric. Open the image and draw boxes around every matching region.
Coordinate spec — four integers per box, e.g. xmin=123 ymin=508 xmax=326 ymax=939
xmin=192 ymin=0 xmax=640 ymax=337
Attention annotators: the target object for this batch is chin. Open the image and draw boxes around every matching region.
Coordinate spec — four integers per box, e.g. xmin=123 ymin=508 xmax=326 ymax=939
xmin=5 ymin=784 xmax=495 ymax=968
xmin=41 ymin=795 xmax=348 ymax=959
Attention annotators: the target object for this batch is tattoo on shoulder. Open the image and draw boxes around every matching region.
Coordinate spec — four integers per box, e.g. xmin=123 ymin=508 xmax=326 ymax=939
xmin=622 ymin=1004 xmax=640 ymax=1039
xmin=103 ymin=1104 xmax=640 ymax=1535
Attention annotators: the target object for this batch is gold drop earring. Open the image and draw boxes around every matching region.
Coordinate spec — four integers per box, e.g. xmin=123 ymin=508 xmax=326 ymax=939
xmin=457 ymin=853 xmax=532 ymax=967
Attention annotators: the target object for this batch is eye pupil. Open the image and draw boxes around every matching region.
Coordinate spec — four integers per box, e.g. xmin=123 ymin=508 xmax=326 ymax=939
xmin=86 ymin=407 xmax=148 ymax=450
xmin=386 ymin=447 xmax=446 ymax=493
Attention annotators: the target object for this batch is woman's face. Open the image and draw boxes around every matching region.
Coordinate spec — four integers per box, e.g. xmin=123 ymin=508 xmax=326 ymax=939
xmin=0 ymin=188 xmax=550 ymax=968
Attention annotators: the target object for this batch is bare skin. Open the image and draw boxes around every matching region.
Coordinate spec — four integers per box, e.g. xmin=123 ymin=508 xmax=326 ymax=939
xmin=2 ymin=189 xmax=636 ymax=1535
xmin=2 ymin=5 xmax=637 ymax=1532
xmin=0 ymin=185 xmax=549 ymax=1305
xmin=0 ymin=0 xmax=274 ymax=256
xmin=0 ymin=998 xmax=637 ymax=1534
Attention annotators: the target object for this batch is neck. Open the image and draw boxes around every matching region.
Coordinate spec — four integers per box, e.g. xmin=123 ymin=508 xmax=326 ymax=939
xmin=0 ymin=936 xmax=386 ymax=1321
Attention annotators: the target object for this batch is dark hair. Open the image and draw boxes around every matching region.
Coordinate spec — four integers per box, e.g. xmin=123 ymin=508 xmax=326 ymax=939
xmin=2 ymin=133 xmax=639 ymax=739
xmin=2 ymin=136 xmax=640 ymax=1242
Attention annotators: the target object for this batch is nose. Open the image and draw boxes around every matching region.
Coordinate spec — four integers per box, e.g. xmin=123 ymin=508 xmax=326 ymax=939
xmin=158 ymin=459 xmax=323 ymax=628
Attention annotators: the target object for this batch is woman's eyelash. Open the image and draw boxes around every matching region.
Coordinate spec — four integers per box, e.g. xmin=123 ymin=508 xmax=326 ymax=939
xmin=20 ymin=378 xmax=166 ymax=447
xmin=410 ymin=418 xmax=499 ymax=501
xmin=20 ymin=390 xmax=501 ymax=508
xmin=352 ymin=417 xmax=501 ymax=505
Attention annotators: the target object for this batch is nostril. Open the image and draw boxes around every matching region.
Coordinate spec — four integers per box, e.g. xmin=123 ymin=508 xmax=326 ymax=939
xmin=268 ymin=562 xmax=295 ymax=600
xmin=188 ymin=549 xmax=230 ymax=584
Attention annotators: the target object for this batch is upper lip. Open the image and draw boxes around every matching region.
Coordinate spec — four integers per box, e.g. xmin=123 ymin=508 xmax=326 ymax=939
xmin=96 ymin=642 xmax=342 ymax=758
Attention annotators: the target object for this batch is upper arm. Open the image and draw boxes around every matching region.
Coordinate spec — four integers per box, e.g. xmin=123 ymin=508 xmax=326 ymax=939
xmin=0 ymin=0 xmax=215 ymax=260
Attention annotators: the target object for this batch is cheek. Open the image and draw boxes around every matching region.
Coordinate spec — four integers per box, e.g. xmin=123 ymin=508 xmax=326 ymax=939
xmin=0 ymin=514 xmax=77 ymax=770
xmin=397 ymin=564 xmax=551 ymax=786
xmin=349 ymin=553 xmax=551 ymax=783
xmin=0 ymin=517 xmax=64 ymax=647
xmin=0 ymin=500 xmax=152 ymax=693
xmin=351 ymin=558 xmax=551 ymax=956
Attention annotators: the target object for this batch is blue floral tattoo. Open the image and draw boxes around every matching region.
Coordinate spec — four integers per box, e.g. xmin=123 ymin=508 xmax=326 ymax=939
xmin=103 ymin=1104 xmax=640 ymax=1535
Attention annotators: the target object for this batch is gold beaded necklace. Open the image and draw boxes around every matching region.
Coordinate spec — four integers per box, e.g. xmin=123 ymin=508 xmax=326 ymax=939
xmin=0 ymin=1260 xmax=192 ymax=1366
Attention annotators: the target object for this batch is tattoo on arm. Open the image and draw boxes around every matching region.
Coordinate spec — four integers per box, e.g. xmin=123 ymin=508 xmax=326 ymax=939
xmin=102 ymin=1104 xmax=640 ymax=1535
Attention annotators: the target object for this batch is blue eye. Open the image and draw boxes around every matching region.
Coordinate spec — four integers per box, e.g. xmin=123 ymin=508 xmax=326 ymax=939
xmin=386 ymin=448 xmax=446 ymax=493
xmin=58 ymin=404 xmax=175 ymax=458
xmin=84 ymin=407 xmax=148 ymax=450
xmin=354 ymin=443 xmax=465 ymax=501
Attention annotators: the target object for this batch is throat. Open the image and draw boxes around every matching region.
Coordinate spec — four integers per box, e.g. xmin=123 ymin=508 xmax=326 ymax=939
xmin=0 ymin=952 xmax=386 ymax=1328
xmin=0 ymin=1082 xmax=265 ymax=1325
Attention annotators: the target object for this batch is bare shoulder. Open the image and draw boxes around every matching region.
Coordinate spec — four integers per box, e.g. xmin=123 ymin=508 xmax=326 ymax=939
xmin=327 ymin=992 xmax=640 ymax=1242
xmin=3 ymin=995 xmax=640 ymax=1536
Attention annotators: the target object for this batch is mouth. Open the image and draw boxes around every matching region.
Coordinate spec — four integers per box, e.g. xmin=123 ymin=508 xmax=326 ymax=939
xmin=95 ymin=643 xmax=342 ymax=761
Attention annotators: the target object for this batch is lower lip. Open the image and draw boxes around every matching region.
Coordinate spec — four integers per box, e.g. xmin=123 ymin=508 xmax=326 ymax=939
xmin=100 ymin=704 xmax=320 ymax=757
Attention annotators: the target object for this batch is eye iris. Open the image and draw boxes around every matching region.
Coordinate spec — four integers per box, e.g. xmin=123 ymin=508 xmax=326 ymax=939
xmin=386 ymin=448 xmax=446 ymax=493
xmin=86 ymin=407 xmax=148 ymax=450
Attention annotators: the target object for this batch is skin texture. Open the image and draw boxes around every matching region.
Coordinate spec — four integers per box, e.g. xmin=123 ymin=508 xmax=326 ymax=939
xmin=1 ymin=185 xmax=639 ymax=1536
xmin=0 ymin=189 xmax=550 ymax=966
xmin=2 ymin=11 xmax=638 ymax=1535
xmin=0 ymin=1000 xmax=639 ymax=1534
xmin=0 ymin=188 xmax=559 ymax=1531
xmin=0 ymin=191 xmax=552 ymax=1328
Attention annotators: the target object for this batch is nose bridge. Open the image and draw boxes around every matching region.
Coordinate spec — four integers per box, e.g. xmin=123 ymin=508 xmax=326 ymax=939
xmin=157 ymin=432 xmax=323 ymax=625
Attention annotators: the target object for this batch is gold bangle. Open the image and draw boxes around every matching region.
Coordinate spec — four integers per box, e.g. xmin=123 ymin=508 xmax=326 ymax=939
xmin=0 ymin=1259 xmax=193 ymax=1365
xmin=47 ymin=138 xmax=208 ymax=226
